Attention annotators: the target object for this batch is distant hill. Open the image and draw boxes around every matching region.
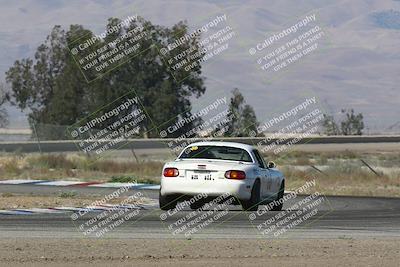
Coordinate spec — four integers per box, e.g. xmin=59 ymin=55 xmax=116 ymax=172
xmin=372 ymin=9 xmax=400 ymax=29
xmin=0 ymin=0 xmax=399 ymax=133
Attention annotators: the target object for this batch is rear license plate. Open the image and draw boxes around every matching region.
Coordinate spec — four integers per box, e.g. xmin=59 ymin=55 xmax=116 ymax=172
xmin=190 ymin=171 xmax=213 ymax=180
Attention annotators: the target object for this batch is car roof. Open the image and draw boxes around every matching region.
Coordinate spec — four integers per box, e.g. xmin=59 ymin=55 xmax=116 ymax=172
xmin=185 ymin=141 xmax=255 ymax=152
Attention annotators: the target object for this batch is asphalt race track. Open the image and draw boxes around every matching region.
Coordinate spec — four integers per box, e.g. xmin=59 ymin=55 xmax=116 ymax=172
xmin=0 ymin=185 xmax=399 ymax=239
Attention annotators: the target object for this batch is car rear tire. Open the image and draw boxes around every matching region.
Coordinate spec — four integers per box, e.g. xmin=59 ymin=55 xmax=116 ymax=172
xmin=241 ymin=179 xmax=260 ymax=211
xmin=271 ymin=181 xmax=284 ymax=211
xmin=159 ymin=191 xmax=178 ymax=211
xmin=190 ymin=200 xmax=205 ymax=210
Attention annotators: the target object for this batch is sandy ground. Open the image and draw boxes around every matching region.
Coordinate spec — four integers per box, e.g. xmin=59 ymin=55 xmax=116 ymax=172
xmin=0 ymin=195 xmax=153 ymax=209
xmin=0 ymin=238 xmax=399 ymax=266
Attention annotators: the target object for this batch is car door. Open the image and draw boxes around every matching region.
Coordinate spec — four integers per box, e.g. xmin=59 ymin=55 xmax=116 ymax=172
xmin=252 ymin=150 xmax=270 ymax=199
xmin=268 ymin=168 xmax=282 ymax=195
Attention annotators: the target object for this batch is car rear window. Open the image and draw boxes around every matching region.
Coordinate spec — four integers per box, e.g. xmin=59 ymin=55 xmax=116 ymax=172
xmin=179 ymin=145 xmax=252 ymax=162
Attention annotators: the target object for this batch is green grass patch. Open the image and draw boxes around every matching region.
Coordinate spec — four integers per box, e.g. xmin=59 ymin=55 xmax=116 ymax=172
xmin=109 ymin=175 xmax=138 ymax=183
xmin=58 ymin=191 xmax=77 ymax=198
xmin=109 ymin=175 xmax=159 ymax=184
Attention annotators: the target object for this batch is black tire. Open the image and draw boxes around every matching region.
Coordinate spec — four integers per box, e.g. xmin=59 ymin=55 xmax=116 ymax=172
xmin=241 ymin=179 xmax=261 ymax=211
xmin=271 ymin=181 xmax=284 ymax=211
xmin=190 ymin=200 xmax=205 ymax=210
xmin=159 ymin=191 xmax=178 ymax=211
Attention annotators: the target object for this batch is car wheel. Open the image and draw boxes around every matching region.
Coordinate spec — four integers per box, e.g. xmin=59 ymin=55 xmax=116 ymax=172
xmin=159 ymin=191 xmax=178 ymax=211
xmin=271 ymin=181 xmax=284 ymax=211
xmin=241 ymin=179 xmax=260 ymax=211
xmin=190 ymin=200 xmax=205 ymax=210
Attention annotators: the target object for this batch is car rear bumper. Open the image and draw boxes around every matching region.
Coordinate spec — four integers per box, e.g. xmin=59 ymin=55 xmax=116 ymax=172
xmin=160 ymin=177 xmax=252 ymax=200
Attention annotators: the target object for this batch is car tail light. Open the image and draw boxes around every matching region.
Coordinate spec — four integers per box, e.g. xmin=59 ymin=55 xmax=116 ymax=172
xmin=163 ymin=168 xmax=179 ymax=177
xmin=225 ymin=170 xmax=246 ymax=180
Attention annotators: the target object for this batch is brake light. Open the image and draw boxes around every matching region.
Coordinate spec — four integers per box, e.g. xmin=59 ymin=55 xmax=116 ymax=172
xmin=163 ymin=168 xmax=179 ymax=177
xmin=225 ymin=170 xmax=246 ymax=180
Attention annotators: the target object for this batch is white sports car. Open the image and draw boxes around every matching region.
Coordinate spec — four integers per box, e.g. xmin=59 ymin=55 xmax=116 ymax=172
xmin=159 ymin=141 xmax=285 ymax=211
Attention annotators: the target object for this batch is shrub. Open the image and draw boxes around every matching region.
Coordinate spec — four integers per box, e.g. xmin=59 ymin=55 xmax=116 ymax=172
xmin=28 ymin=154 xmax=76 ymax=169
xmin=3 ymin=159 xmax=21 ymax=174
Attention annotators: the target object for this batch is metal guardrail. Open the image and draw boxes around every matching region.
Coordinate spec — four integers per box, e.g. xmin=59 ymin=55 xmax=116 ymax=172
xmin=0 ymin=136 xmax=399 ymax=153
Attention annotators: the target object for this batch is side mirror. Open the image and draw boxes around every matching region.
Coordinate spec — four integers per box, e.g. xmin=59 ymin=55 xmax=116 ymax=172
xmin=267 ymin=161 xmax=276 ymax=169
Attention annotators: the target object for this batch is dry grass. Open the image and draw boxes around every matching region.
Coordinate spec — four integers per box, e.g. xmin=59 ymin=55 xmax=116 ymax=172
xmin=0 ymin=151 xmax=399 ymax=197
xmin=295 ymin=157 xmax=311 ymax=165
xmin=0 ymin=153 xmax=163 ymax=184
xmin=2 ymin=158 xmax=22 ymax=175
xmin=283 ymin=164 xmax=400 ymax=197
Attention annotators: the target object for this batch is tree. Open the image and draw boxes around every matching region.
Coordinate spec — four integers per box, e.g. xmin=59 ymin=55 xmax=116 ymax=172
xmin=340 ymin=109 xmax=364 ymax=135
xmin=0 ymin=83 xmax=8 ymax=127
xmin=5 ymin=25 xmax=95 ymax=139
xmin=224 ymin=88 xmax=259 ymax=137
xmin=5 ymin=17 xmax=206 ymax=139
xmin=322 ymin=109 xmax=364 ymax=135
xmin=322 ymin=114 xmax=339 ymax=135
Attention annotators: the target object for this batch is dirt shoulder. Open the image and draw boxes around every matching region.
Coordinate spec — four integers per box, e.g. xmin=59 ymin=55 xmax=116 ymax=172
xmin=0 ymin=194 xmax=153 ymax=209
xmin=1 ymin=238 xmax=399 ymax=267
